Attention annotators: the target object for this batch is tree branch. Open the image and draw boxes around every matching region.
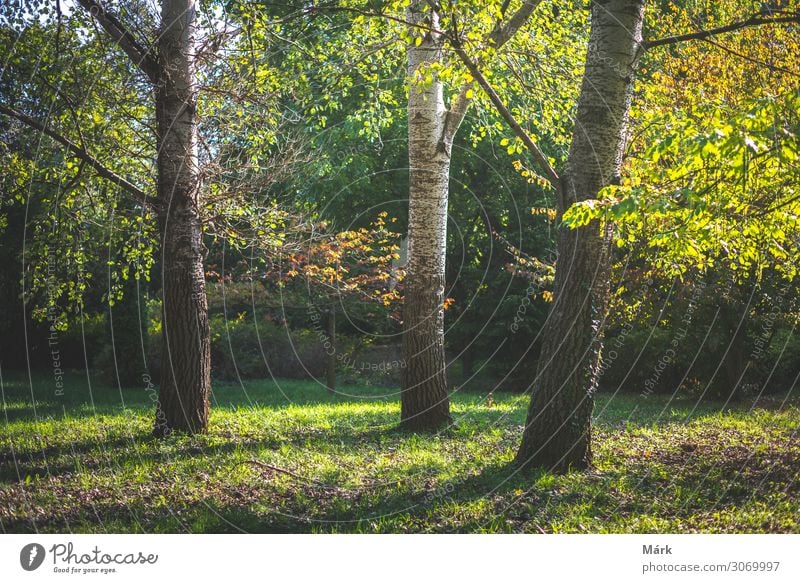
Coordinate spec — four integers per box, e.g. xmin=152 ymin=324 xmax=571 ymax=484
xmin=0 ymin=103 xmax=152 ymax=201
xmin=441 ymin=1 xmax=544 ymax=144
xmin=310 ymin=2 xmax=440 ymax=38
xmin=451 ymin=42 xmax=561 ymax=194
xmin=489 ymin=0 xmax=545 ymax=47
xmin=700 ymin=36 xmax=799 ymax=77
xmin=76 ymin=0 xmax=161 ymax=83
xmin=644 ymin=12 xmax=800 ymax=49
xmin=438 ymin=83 xmax=471 ymax=152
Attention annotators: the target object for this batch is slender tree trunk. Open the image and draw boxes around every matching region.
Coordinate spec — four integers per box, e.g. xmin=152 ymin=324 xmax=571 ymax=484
xmin=401 ymin=0 xmax=452 ymax=430
xmin=325 ymin=306 xmax=336 ymax=393
xmin=515 ymin=0 xmax=645 ymax=472
xmin=153 ymin=0 xmax=211 ymax=436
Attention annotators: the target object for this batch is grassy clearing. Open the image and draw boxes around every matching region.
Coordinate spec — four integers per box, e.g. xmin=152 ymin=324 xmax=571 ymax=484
xmin=1 ymin=371 xmax=798 ymax=533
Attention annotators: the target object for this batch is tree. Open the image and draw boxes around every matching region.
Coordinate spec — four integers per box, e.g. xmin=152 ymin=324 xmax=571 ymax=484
xmin=401 ymin=0 xmax=547 ymax=430
xmin=401 ymin=0 xmax=456 ymax=429
xmin=0 ymin=12 xmax=157 ymax=379
xmin=71 ymin=0 xmax=209 ymax=435
xmin=2 ymin=1 xmax=211 ymax=434
xmin=274 ymin=214 xmax=405 ymax=391
xmin=149 ymin=0 xmax=210 ymax=436
xmin=513 ymin=0 xmax=799 ymax=471
xmin=514 ymin=0 xmax=646 ymax=471
xmin=230 ymin=0 xmax=557 ymax=429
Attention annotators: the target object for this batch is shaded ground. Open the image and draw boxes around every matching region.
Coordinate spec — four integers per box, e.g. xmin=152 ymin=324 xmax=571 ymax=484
xmin=1 ymin=371 xmax=798 ymax=533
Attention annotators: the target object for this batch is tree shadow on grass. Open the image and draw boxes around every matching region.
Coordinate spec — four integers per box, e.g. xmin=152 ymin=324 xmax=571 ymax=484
xmin=4 ymin=439 xmax=798 ymax=533
xmin=4 ymin=391 xmax=797 ymax=533
xmin=0 ymin=411 xmax=406 ymax=483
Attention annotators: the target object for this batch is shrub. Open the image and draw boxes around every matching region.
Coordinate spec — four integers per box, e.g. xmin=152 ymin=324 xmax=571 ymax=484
xmin=210 ymin=314 xmax=327 ymax=381
xmin=759 ymin=328 xmax=800 ymax=393
xmin=338 ymin=343 xmax=404 ymax=387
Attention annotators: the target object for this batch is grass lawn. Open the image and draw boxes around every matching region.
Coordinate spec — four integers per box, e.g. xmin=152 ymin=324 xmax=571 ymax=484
xmin=1 ymin=370 xmax=798 ymax=533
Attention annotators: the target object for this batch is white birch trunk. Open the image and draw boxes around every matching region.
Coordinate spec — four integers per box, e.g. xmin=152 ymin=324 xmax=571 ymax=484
xmin=400 ymin=0 xmax=453 ymax=429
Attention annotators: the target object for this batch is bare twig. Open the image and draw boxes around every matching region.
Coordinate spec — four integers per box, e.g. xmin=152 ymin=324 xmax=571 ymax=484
xmin=245 ymin=459 xmax=340 ymax=491
xmin=645 ymin=12 xmax=800 ymax=49
xmin=699 ymin=37 xmax=800 ymax=77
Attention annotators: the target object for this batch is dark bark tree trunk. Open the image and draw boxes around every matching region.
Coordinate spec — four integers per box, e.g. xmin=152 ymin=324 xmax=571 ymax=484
xmin=515 ymin=0 xmax=645 ymax=472
xmin=401 ymin=0 xmax=453 ymax=430
xmin=153 ymin=0 xmax=211 ymax=436
xmin=325 ymin=306 xmax=336 ymax=393
xmin=75 ymin=0 xmax=211 ymax=436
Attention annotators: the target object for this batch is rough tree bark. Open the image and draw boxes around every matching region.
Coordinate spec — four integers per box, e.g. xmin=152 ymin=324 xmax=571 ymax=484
xmin=75 ymin=0 xmax=211 ymax=435
xmin=515 ymin=0 xmax=645 ymax=472
xmin=152 ymin=0 xmax=211 ymax=435
xmin=400 ymin=0 xmax=545 ymax=430
xmin=401 ymin=0 xmax=454 ymax=430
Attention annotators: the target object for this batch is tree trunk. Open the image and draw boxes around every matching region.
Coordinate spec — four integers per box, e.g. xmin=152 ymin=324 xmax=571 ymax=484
xmin=153 ymin=0 xmax=211 ymax=436
xmin=515 ymin=0 xmax=644 ymax=472
xmin=401 ymin=0 xmax=452 ymax=430
xmin=325 ymin=307 xmax=336 ymax=393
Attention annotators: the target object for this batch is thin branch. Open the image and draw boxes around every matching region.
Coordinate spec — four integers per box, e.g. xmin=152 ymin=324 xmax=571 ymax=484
xmin=441 ymin=1 xmax=544 ymax=143
xmin=244 ymin=460 xmax=340 ymax=491
xmin=310 ymin=2 xmax=441 ymax=38
xmin=700 ymin=36 xmax=800 ymax=78
xmin=644 ymin=12 xmax=800 ymax=49
xmin=0 ymin=103 xmax=151 ymax=201
xmin=54 ymin=0 xmax=63 ymax=57
xmin=76 ymin=0 xmax=161 ymax=83
xmin=451 ymin=41 xmax=561 ymax=194
xmin=488 ymin=0 xmax=545 ymax=47
xmin=439 ymin=82 xmax=471 ymax=152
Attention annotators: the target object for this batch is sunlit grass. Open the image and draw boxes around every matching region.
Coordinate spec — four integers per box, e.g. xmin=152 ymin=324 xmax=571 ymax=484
xmin=1 ymin=371 xmax=798 ymax=533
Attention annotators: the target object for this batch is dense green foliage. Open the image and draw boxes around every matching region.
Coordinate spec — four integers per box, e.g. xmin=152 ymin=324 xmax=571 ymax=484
xmin=2 ymin=1 xmax=798 ymax=398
